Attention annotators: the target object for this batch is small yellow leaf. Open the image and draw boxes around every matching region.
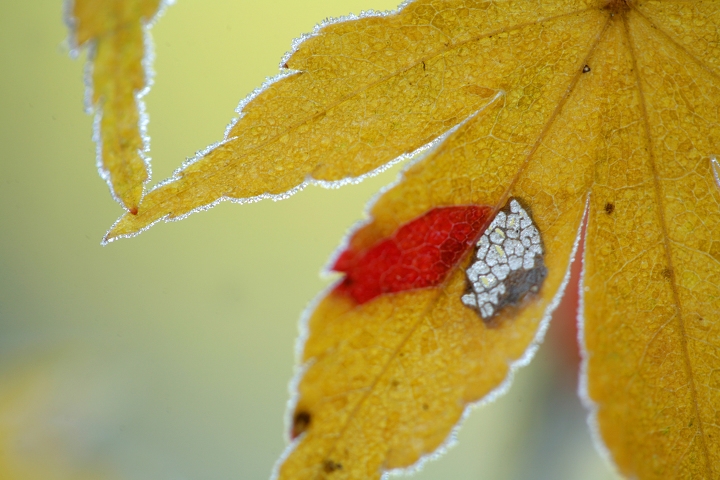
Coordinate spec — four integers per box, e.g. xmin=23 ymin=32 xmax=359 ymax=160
xmin=68 ymin=0 xmax=166 ymax=213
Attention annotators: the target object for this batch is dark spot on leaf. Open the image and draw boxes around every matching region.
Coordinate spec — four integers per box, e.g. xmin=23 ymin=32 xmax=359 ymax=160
xmin=604 ymin=0 xmax=630 ymax=14
xmin=604 ymin=202 xmax=615 ymax=214
xmin=391 ymin=379 xmax=400 ymax=387
xmin=323 ymin=460 xmax=343 ymax=473
xmin=662 ymin=267 xmax=673 ymax=280
xmin=583 ymin=65 xmax=591 ymax=73
xmin=422 ymin=61 xmax=426 ymax=71
xmin=422 ymin=403 xmax=429 ymax=410
xmin=282 ymin=62 xmax=289 ymax=69
xmin=292 ymin=410 xmax=311 ymax=438
xmin=129 ymin=207 xmax=138 ymax=215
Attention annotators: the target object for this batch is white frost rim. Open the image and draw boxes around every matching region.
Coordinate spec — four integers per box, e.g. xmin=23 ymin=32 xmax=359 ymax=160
xmin=710 ymin=155 xmax=720 ymax=191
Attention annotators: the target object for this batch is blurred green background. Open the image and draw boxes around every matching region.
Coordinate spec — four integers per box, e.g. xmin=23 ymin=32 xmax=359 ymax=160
xmin=0 ymin=1 xmax=620 ymax=479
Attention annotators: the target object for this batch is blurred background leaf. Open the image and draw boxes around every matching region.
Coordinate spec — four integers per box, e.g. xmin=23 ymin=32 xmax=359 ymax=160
xmin=0 ymin=1 xmax=618 ymax=478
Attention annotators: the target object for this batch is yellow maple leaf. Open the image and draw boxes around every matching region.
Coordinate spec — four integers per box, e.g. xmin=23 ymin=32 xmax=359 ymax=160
xmin=102 ymin=0 xmax=719 ymax=478
xmin=66 ymin=0 xmax=169 ymax=214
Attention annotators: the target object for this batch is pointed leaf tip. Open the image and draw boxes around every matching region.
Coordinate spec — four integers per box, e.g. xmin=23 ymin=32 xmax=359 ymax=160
xmin=68 ymin=0 xmax=166 ymax=211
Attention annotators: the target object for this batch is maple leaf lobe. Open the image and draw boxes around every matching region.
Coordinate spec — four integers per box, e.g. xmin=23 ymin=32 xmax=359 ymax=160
xmin=279 ymin=6 xmax=614 ymax=478
xmin=70 ymin=0 xmax=164 ymax=213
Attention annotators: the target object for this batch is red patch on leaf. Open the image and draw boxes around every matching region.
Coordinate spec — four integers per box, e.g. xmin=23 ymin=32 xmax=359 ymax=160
xmin=333 ymin=206 xmax=492 ymax=304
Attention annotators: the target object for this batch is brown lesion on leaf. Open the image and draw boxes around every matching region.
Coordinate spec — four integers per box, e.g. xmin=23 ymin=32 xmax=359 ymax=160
xmin=604 ymin=202 xmax=615 ymax=214
xmin=661 ymin=267 xmax=673 ymax=280
xmin=292 ymin=410 xmax=312 ymax=439
xmin=583 ymin=64 xmax=591 ymax=73
xmin=322 ymin=459 xmax=343 ymax=474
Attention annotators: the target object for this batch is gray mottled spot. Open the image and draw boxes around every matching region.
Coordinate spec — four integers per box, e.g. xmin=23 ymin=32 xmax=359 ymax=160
xmin=461 ymin=199 xmax=547 ymax=322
